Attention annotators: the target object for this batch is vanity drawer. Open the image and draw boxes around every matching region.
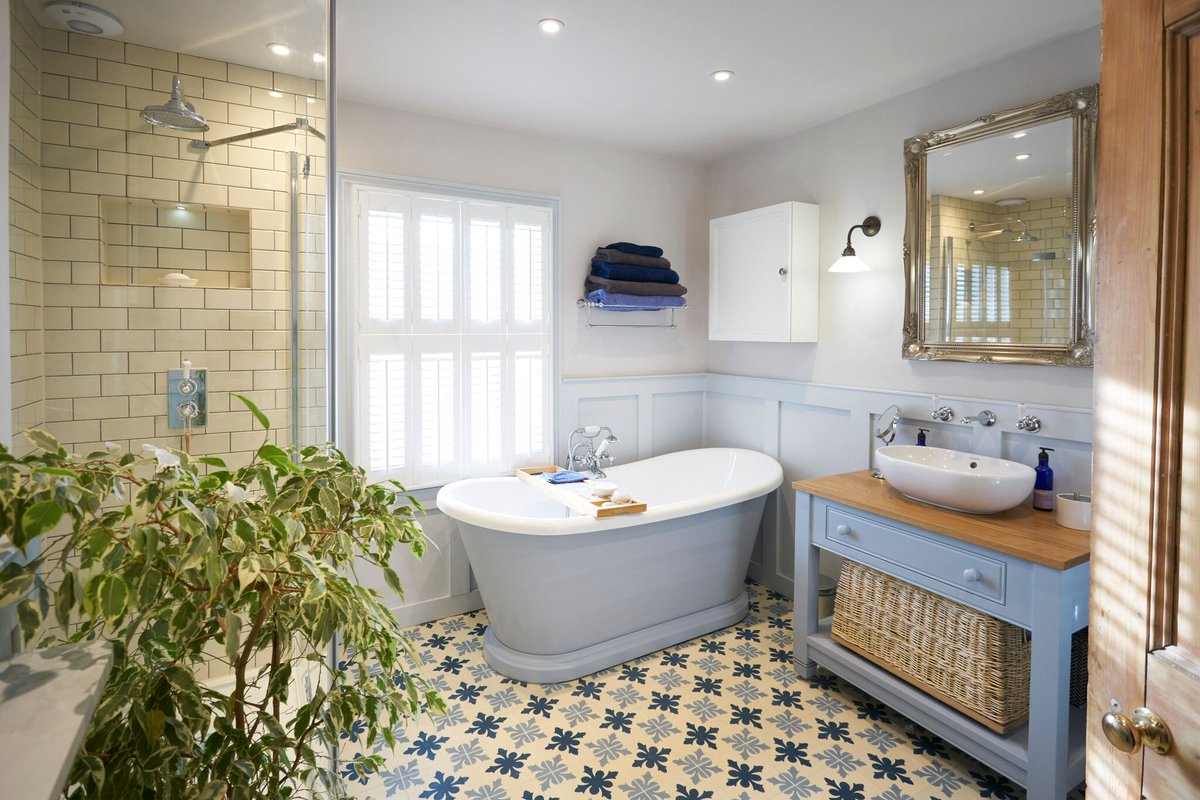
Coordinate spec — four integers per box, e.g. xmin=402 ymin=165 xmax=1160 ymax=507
xmin=821 ymin=506 xmax=1007 ymax=604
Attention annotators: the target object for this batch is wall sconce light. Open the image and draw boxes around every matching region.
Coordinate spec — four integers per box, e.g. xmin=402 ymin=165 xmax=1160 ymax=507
xmin=828 ymin=215 xmax=881 ymax=272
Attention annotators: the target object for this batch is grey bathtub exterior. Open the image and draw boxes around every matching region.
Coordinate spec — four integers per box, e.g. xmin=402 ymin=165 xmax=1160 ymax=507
xmin=441 ymin=448 xmax=782 ymax=683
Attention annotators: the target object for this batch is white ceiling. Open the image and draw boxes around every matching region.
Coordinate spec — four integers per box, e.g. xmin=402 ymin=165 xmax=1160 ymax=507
xmin=928 ymin=116 xmax=1074 ymax=202
xmin=336 ymin=0 xmax=1100 ymax=161
xmin=21 ymin=0 xmax=326 ymax=79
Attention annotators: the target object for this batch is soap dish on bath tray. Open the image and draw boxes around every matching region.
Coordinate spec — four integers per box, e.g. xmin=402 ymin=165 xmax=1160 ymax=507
xmin=515 ymin=466 xmax=648 ymax=517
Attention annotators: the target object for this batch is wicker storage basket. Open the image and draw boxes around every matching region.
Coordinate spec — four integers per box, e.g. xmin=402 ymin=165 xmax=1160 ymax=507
xmin=831 ymin=560 xmax=1031 ymax=734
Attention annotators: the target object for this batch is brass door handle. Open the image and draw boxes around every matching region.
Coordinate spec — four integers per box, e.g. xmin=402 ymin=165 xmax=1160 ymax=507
xmin=1101 ymin=707 xmax=1173 ymax=755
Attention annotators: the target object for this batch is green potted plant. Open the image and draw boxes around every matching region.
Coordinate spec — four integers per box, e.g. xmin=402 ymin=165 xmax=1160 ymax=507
xmin=0 ymin=395 xmax=442 ymax=799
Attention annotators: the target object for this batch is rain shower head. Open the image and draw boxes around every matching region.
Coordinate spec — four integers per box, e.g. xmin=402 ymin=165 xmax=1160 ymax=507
xmin=1013 ymin=222 xmax=1039 ymax=243
xmin=140 ymin=75 xmax=208 ymax=132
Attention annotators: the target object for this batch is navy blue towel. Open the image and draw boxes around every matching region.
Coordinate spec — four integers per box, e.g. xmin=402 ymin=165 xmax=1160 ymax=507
xmin=605 ymin=241 xmax=664 ymax=258
xmin=591 ymin=260 xmax=680 ymax=284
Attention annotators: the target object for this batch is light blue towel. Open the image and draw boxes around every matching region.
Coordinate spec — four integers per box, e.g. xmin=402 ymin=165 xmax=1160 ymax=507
xmin=586 ymin=289 xmax=687 ymax=311
xmin=546 ymin=470 xmax=587 ymax=484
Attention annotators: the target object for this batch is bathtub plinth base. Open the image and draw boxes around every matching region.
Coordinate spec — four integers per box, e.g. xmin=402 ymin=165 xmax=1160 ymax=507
xmin=482 ymin=591 xmax=750 ymax=683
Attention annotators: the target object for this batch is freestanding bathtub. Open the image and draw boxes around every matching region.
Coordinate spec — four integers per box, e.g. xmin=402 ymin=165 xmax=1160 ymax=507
xmin=435 ymin=448 xmax=783 ymax=682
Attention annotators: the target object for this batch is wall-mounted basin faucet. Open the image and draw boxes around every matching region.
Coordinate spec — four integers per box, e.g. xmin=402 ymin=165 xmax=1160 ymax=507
xmin=930 ymin=395 xmax=954 ymax=422
xmin=961 ymin=409 xmax=996 ymax=426
xmin=1016 ymin=403 xmax=1042 ymax=433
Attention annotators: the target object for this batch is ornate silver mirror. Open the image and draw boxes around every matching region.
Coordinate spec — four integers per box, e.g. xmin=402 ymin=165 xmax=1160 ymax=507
xmin=901 ymin=85 xmax=1097 ymax=366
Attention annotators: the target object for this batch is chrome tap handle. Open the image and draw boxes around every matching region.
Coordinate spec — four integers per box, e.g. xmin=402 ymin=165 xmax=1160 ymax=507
xmin=1017 ymin=415 xmax=1042 ymax=433
xmin=931 ymin=406 xmax=954 ymax=422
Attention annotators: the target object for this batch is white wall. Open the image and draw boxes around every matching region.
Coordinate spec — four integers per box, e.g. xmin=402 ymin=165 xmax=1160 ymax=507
xmin=706 ymin=26 xmax=1101 ymax=408
xmin=336 ymin=102 xmax=710 ymax=378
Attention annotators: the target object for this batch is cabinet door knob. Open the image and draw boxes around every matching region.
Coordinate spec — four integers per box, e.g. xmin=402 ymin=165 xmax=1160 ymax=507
xmin=963 ymin=568 xmax=981 ymax=582
xmin=834 ymin=524 xmax=850 ymax=537
xmin=779 ymin=267 xmax=789 ymax=276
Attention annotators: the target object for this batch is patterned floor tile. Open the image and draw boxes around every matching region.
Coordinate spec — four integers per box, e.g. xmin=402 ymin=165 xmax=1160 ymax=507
xmin=343 ymin=582 xmax=1084 ymax=800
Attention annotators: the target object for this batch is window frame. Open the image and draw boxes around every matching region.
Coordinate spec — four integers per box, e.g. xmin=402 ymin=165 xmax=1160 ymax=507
xmin=337 ymin=172 xmax=560 ymax=491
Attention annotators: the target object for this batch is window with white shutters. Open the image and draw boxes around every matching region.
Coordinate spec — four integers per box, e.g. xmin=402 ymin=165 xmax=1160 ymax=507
xmin=347 ymin=181 xmax=555 ymax=488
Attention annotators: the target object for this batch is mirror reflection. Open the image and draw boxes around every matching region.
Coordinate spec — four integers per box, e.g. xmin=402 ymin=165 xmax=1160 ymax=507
xmin=925 ymin=117 xmax=1073 ymax=345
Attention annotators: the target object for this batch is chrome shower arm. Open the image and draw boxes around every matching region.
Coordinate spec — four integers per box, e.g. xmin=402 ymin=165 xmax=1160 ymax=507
xmin=190 ymin=117 xmax=327 ymax=150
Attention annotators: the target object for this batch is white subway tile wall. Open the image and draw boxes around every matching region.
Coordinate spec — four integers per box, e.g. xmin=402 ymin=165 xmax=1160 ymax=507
xmin=13 ymin=23 xmax=328 ymax=466
xmin=9 ymin=2 xmax=45 ymax=453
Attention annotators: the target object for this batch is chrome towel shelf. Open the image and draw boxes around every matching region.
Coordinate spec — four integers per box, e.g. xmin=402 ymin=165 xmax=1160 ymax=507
xmin=577 ymin=298 xmax=688 ymax=329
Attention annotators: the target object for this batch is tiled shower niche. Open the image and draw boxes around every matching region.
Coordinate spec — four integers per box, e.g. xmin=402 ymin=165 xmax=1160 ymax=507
xmin=101 ymin=198 xmax=251 ymax=288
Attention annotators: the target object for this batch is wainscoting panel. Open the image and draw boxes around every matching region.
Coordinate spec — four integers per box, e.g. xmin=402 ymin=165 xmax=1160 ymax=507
xmin=389 ymin=372 xmax=1093 ymax=626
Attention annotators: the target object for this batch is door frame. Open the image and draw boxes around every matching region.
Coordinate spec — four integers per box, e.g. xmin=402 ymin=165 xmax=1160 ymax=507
xmin=1090 ymin=0 xmax=1199 ymax=795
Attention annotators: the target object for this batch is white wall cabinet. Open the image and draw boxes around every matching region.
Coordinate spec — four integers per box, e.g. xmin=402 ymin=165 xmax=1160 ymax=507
xmin=708 ymin=201 xmax=820 ymax=342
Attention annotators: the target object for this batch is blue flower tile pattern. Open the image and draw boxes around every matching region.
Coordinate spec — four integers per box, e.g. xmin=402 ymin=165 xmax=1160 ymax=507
xmin=345 ymin=581 xmax=1086 ymax=799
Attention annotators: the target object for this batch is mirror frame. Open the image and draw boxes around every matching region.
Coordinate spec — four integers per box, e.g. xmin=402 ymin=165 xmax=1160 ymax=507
xmin=901 ymin=84 xmax=1098 ymax=366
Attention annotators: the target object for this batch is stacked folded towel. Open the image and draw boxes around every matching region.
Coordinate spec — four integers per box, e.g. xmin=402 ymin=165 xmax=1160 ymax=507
xmin=586 ymin=241 xmax=688 ymax=311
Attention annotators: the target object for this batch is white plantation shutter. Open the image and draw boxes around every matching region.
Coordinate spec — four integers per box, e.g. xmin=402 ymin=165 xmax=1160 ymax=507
xmin=365 ymin=199 xmax=406 ymax=327
xmin=351 ymin=182 xmax=554 ymax=487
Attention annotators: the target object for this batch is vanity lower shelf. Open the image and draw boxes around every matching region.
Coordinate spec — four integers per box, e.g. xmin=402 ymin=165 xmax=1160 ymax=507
xmin=807 ymin=620 xmax=1085 ymax=789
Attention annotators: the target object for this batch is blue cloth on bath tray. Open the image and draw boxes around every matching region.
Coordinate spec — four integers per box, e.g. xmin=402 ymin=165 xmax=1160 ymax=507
xmin=546 ymin=470 xmax=587 ymax=484
xmin=590 ymin=261 xmax=681 ymax=284
xmin=605 ymin=241 xmax=664 ymax=258
xmin=586 ymin=289 xmax=687 ymax=310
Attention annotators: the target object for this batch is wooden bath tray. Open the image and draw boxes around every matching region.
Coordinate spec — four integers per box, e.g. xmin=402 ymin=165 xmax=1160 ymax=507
xmin=515 ymin=466 xmax=648 ymax=518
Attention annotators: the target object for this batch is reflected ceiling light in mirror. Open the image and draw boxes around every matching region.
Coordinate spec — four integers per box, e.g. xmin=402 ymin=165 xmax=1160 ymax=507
xmin=712 ymin=70 xmax=734 ymax=82
xmin=1012 ymin=131 xmax=1027 ymax=138
xmin=1015 ymin=153 xmax=1031 ymax=160
xmin=268 ymin=43 xmax=291 ymax=56
xmin=538 ymin=18 xmax=564 ymax=34
xmin=312 ymin=53 xmax=325 ymax=64
xmin=972 ymin=189 xmax=985 ymax=195
xmin=829 ymin=215 xmax=881 ymax=273
xmin=995 ymin=197 xmax=1026 ymax=207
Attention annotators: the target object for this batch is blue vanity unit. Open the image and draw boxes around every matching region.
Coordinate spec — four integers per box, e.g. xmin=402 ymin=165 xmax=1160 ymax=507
xmin=793 ymin=471 xmax=1090 ymax=800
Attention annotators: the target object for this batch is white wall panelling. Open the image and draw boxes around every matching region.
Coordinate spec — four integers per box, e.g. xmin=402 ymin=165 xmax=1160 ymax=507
xmin=386 ymin=372 xmax=1092 ymax=625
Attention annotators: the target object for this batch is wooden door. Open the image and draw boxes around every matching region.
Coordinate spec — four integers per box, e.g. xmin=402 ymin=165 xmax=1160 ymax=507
xmin=1091 ymin=0 xmax=1200 ymax=796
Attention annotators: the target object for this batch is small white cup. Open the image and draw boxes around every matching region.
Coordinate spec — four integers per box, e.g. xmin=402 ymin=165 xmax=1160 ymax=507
xmin=589 ymin=481 xmax=617 ymax=499
xmin=1056 ymin=492 xmax=1092 ymax=531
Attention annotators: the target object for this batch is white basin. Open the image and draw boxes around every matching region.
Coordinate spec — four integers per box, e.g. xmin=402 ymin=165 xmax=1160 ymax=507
xmin=874 ymin=445 xmax=1035 ymax=514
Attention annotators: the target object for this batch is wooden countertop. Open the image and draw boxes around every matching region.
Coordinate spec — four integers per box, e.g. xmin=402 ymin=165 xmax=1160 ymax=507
xmin=793 ymin=470 xmax=1091 ymax=570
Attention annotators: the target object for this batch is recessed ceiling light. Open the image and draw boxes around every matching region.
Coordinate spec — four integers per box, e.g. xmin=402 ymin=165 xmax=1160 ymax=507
xmin=175 ymin=205 xmax=186 ymax=210
xmin=1012 ymin=131 xmax=1027 ymax=139
xmin=972 ymin=189 xmax=985 ymax=195
xmin=312 ymin=52 xmax=325 ymax=64
xmin=538 ymin=18 xmax=563 ymax=34
xmin=1015 ymin=153 xmax=1031 ymax=160
xmin=267 ymin=43 xmax=291 ymax=56
xmin=712 ymin=70 xmax=734 ymax=82
xmin=268 ymin=90 xmax=283 ymax=98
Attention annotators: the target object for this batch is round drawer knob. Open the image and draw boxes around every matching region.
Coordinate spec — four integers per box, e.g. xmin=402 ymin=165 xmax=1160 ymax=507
xmin=834 ymin=524 xmax=850 ymax=537
xmin=779 ymin=267 xmax=789 ymax=276
xmin=963 ymin=568 xmax=981 ymax=583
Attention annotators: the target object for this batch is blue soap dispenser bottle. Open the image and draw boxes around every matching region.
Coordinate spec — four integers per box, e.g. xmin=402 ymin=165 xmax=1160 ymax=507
xmin=1033 ymin=447 xmax=1055 ymax=511
xmin=916 ymin=428 xmax=928 ymax=446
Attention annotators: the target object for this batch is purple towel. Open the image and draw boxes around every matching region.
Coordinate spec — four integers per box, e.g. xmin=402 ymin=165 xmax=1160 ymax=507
xmin=586 ymin=288 xmax=687 ymax=310
xmin=605 ymin=241 xmax=664 ymax=258
xmin=586 ymin=276 xmax=687 ymax=297
xmin=594 ymin=248 xmax=671 ymax=269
